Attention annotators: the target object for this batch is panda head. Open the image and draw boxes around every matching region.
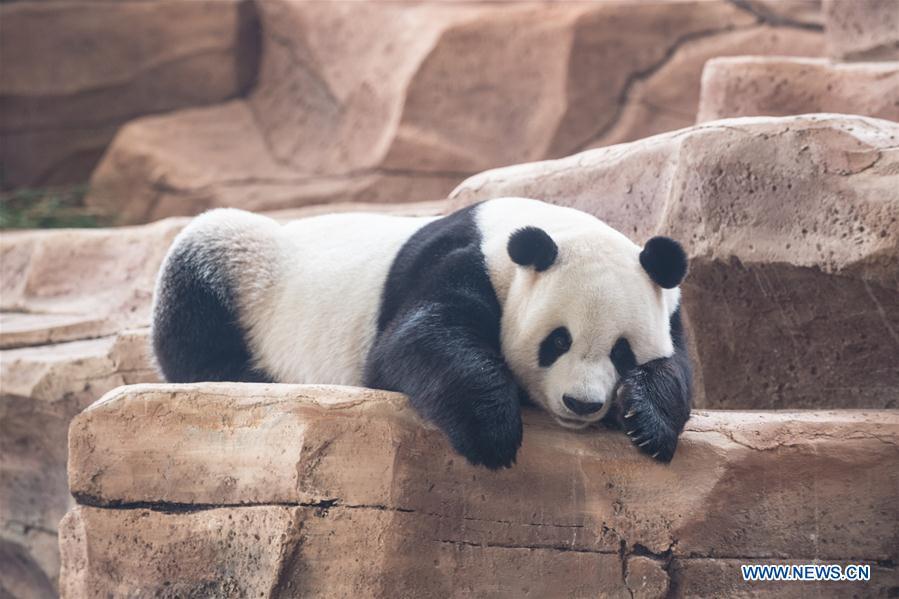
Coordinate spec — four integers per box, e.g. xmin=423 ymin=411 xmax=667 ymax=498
xmin=502 ymin=225 xmax=687 ymax=428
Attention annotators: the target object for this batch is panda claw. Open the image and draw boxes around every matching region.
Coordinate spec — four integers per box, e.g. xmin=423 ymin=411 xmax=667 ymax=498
xmin=624 ymin=409 xmax=636 ymax=419
xmin=652 ymin=451 xmax=660 ymax=459
xmin=638 ymin=439 xmax=651 ymax=448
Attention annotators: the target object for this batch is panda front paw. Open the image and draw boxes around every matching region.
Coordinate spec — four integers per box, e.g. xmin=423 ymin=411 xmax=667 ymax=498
xmin=448 ymin=390 xmax=523 ymax=469
xmin=618 ymin=371 xmax=679 ymax=463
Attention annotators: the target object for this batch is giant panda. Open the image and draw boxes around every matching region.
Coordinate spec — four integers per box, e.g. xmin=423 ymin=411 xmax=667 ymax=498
xmin=152 ymin=197 xmax=692 ymax=468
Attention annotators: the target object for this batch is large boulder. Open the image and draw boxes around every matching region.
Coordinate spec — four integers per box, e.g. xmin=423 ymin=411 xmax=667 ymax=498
xmin=451 ymin=114 xmax=899 ymax=410
xmin=0 ymin=331 xmax=157 ymax=595
xmin=0 ymin=0 xmax=259 ymax=188
xmin=823 ymin=0 xmax=899 ymax=61
xmin=85 ymin=0 xmax=824 ymax=223
xmin=61 ymin=384 xmax=899 ymax=597
xmin=697 ymin=57 xmax=899 ymax=122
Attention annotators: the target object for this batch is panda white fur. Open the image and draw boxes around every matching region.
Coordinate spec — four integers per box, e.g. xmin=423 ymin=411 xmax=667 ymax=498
xmin=152 ymin=198 xmax=692 ymax=468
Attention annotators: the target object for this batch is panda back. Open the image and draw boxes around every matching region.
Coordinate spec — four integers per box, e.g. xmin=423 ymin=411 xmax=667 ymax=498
xmin=241 ymin=211 xmax=436 ymax=384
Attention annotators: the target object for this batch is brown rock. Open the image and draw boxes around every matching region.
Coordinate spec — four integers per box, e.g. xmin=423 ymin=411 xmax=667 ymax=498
xmin=0 ymin=539 xmax=56 ymax=599
xmin=583 ymin=26 xmax=823 ymax=150
xmin=626 ymin=556 xmax=669 ymax=599
xmin=0 ymin=218 xmax=187 ymax=349
xmin=59 ymin=505 xmax=302 ymax=599
xmin=730 ymin=0 xmax=824 ymax=28
xmin=0 ymin=330 xmax=157 ymax=593
xmin=62 ymin=384 xmax=899 ymax=597
xmin=823 ymin=0 xmax=899 ymax=61
xmin=450 ymin=114 xmax=899 ymax=410
xmin=697 ymin=57 xmax=899 ymax=122
xmin=86 ymin=0 xmax=825 ymax=223
xmin=0 ymin=0 xmax=258 ymax=188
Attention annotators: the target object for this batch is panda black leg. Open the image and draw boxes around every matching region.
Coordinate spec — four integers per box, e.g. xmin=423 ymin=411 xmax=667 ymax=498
xmin=365 ymin=303 xmax=523 ymax=469
xmin=619 ymin=308 xmax=692 ymax=462
xmin=152 ymin=241 xmax=271 ymax=384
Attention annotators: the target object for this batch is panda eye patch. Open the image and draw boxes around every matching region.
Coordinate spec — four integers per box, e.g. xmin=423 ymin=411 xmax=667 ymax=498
xmin=539 ymin=327 xmax=571 ymax=367
xmin=610 ymin=337 xmax=637 ymax=376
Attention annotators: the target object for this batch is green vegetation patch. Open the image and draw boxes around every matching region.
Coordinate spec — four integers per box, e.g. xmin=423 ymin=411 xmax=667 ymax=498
xmin=0 ymin=185 xmax=110 ymax=229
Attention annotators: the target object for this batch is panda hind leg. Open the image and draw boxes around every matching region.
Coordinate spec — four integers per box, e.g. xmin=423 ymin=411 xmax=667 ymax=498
xmin=151 ymin=239 xmax=271 ymax=384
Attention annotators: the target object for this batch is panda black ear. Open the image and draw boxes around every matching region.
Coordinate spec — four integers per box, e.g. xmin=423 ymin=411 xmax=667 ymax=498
xmin=640 ymin=236 xmax=687 ymax=289
xmin=508 ymin=227 xmax=558 ymax=272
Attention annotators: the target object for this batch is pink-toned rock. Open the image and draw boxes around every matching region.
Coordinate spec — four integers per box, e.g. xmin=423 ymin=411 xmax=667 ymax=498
xmin=697 ymin=57 xmax=899 ymax=122
xmin=626 ymin=556 xmax=669 ymax=599
xmin=0 ymin=0 xmax=258 ymax=188
xmin=0 ymin=330 xmax=157 ymax=593
xmin=0 ymin=218 xmax=187 ymax=349
xmin=582 ymin=26 xmax=823 ymax=150
xmin=60 ymin=384 xmax=899 ymax=597
xmin=86 ymin=0 xmax=825 ymax=223
xmin=824 ymin=0 xmax=899 ymax=61
xmin=732 ymin=0 xmax=824 ymax=28
xmin=450 ymin=114 xmax=899 ymax=410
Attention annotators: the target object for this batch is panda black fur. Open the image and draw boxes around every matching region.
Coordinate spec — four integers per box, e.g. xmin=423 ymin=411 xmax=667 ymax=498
xmin=152 ymin=198 xmax=692 ymax=468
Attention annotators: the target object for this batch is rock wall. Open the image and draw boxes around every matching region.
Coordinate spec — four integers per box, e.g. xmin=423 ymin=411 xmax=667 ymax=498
xmin=0 ymin=0 xmax=259 ymax=188
xmin=450 ymin=114 xmax=899 ymax=411
xmin=83 ymin=0 xmax=824 ymax=223
xmin=60 ymin=384 xmax=899 ymax=598
xmin=823 ymin=0 xmax=899 ymax=60
xmin=697 ymin=57 xmax=899 ymax=122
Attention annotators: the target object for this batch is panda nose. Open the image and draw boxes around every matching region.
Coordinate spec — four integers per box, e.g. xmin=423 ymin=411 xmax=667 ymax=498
xmin=563 ymin=395 xmax=604 ymax=416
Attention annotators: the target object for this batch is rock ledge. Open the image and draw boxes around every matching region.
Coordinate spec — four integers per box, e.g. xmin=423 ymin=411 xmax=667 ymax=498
xmin=61 ymin=384 xmax=899 ymax=598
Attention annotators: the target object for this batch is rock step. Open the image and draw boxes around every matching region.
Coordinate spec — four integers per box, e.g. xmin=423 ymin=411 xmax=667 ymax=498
xmin=697 ymin=57 xmax=899 ymax=123
xmin=61 ymin=383 xmax=899 ymax=598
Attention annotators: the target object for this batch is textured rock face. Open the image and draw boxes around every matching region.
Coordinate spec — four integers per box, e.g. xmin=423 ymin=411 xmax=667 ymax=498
xmin=697 ymin=57 xmax=899 ymax=122
xmin=824 ymin=0 xmax=899 ymax=60
xmin=0 ymin=331 xmax=157 ymax=595
xmin=451 ymin=114 xmax=899 ymax=410
xmin=0 ymin=0 xmax=259 ymax=188
xmin=0 ymin=219 xmax=187 ymax=349
xmin=85 ymin=0 xmax=823 ymax=223
xmin=60 ymin=384 xmax=899 ymax=597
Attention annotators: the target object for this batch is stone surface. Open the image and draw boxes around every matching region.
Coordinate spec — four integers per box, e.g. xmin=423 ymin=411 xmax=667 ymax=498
xmin=0 ymin=330 xmax=157 ymax=594
xmin=0 ymin=218 xmax=187 ymax=349
xmin=450 ymin=114 xmax=899 ymax=410
xmin=580 ymin=26 xmax=822 ymax=152
xmin=732 ymin=0 xmax=824 ymax=28
xmin=823 ymin=0 xmax=899 ymax=61
xmin=85 ymin=0 xmax=824 ymax=223
xmin=0 ymin=0 xmax=259 ymax=188
xmin=697 ymin=57 xmax=899 ymax=122
xmin=61 ymin=384 xmax=899 ymax=597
